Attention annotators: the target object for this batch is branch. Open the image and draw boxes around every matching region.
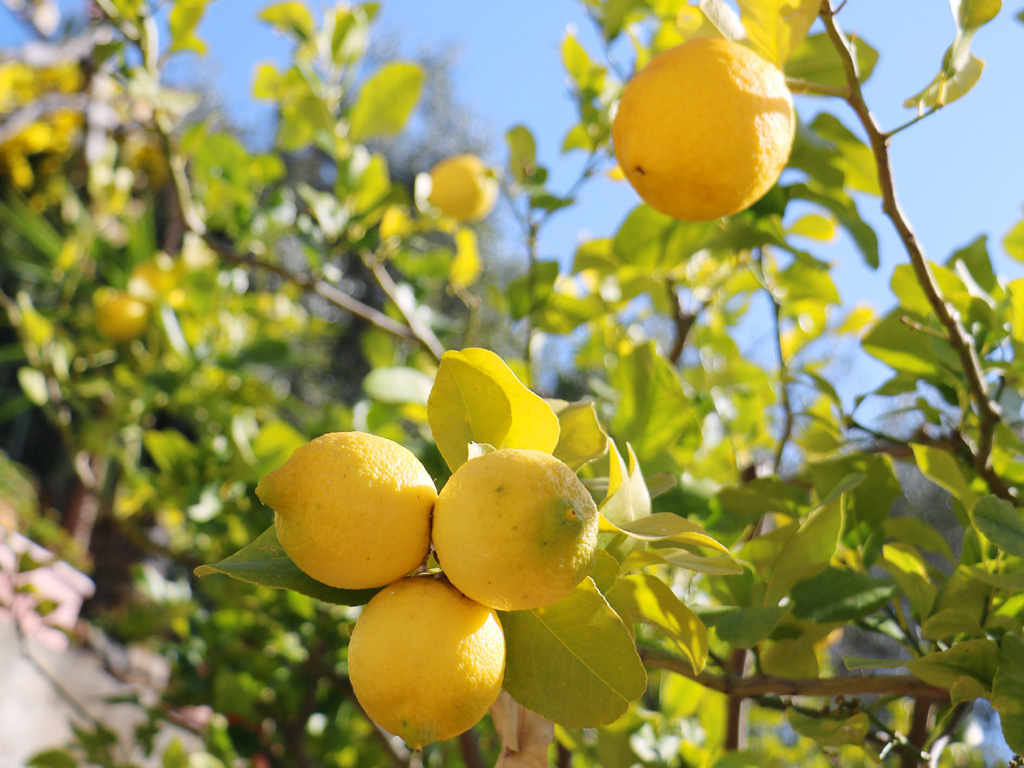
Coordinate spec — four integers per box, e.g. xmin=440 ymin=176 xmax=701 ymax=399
xmin=665 ymin=280 xmax=700 ymax=364
xmin=641 ymin=647 xmax=950 ymax=701
xmin=364 ymin=255 xmax=446 ymax=362
xmin=203 ymin=234 xmax=426 ymax=347
xmin=819 ymin=0 xmax=1006 ymax=496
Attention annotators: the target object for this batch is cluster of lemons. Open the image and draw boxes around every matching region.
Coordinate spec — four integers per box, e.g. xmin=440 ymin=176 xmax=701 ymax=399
xmin=250 ymin=36 xmax=793 ymax=751
xmin=255 ymin=431 xmax=599 ymax=750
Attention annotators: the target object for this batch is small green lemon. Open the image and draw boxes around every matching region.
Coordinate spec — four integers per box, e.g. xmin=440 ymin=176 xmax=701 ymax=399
xmin=348 ymin=575 xmax=505 ymax=750
xmin=255 ymin=432 xmax=437 ymax=590
xmin=431 ymin=449 xmax=599 ymax=611
xmin=427 ymin=154 xmax=498 ymax=222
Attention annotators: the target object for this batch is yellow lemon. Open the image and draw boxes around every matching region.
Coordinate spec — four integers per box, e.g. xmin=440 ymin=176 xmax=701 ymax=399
xmin=348 ymin=575 xmax=505 ymax=750
xmin=128 ymin=255 xmax=183 ymax=306
xmin=611 ymin=36 xmax=794 ymax=221
xmin=95 ymin=290 xmax=150 ymax=342
xmin=432 ymin=449 xmax=599 ymax=611
xmin=256 ymin=432 xmax=436 ymax=590
xmin=427 ymin=154 xmax=498 ymax=222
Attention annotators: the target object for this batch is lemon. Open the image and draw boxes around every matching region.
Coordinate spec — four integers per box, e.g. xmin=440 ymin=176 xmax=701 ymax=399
xmin=611 ymin=36 xmax=794 ymax=222
xmin=95 ymin=289 xmax=150 ymax=342
xmin=348 ymin=575 xmax=505 ymax=750
xmin=128 ymin=254 xmax=184 ymax=306
xmin=427 ymin=154 xmax=498 ymax=222
xmin=432 ymin=449 xmax=599 ymax=611
xmin=255 ymin=432 xmax=437 ymax=590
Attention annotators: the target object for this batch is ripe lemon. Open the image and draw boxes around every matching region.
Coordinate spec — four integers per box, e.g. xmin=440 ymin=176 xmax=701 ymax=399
xmin=95 ymin=290 xmax=150 ymax=342
xmin=255 ymin=432 xmax=437 ymax=590
xmin=348 ymin=575 xmax=505 ymax=750
xmin=427 ymin=154 xmax=498 ymax=222
xmin=611 ymin=36 xmax=794 ymax=222
xmin=432 ymin=449 xmax=599 ymax=611
xmin=128 ymin=255 xmax=184 ymax=306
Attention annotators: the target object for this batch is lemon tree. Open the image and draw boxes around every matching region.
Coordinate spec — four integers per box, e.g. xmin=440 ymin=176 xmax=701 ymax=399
xmin=3 ymin=0 xmax=1024 ymax=766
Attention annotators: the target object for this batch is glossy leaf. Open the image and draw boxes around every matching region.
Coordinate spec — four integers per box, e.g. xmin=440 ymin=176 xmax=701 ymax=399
xmin=970 ymin=495 xmax=1024 ymax=557
xmin=608 ymin=573 xmax=707 ymax=673
xmin=599 ymin=512 xmax=730 ymax=554
xmin=194 ymin=526 xmax=379 ymax=606
xmin=500 ymin=578 xmax=647 ymax=728
xmin=785 ymin=33 xmax=878 ymax=88
xmin=550 ymin=400 xmax=609 ymax=470
xmin=790 ymin=566 xmax=900 ymax=622
xmin=363 ymin=366 xmax=434 ymax=406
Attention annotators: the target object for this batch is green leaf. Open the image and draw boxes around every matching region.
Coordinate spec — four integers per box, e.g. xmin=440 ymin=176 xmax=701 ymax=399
xmin=788 ymin=184 xmax=879 ymax=268
xmin=608 ymin=573 xmax=707 ymax=673
xmin=609 ymin=341 xmax=694 ymax=466
xmin=911 ymin=443 xmax=977 ymax=526
xmin=763 ymin=476 xmax=853 ymax=605
xmin=993 ymin=634 xmax=1024 ymax=751
xmin=363 ymin=367 xmax=433 ymax=406
xmin=506 ymin=124 xmax=538 ymax=185
xmin=807 ymin=453 xmax=901 ymax=537
xmin=786 ymin=709 xmax=870 ymax=748
xmin=507 ymin=260 xmax=558 ymax=319
xmin=904 ymin=52 xmax=984 ymax=110
xmin=809 ymin=113 xmax=880 ymax=196
xmin=550 ymin=400 xmax=609 ymax=470
xmin=737 ymin=0 xmax=818 ymax=66
xmin=790 ymin=566 xmax=900 ymax=622
xmin=908 ymin=638 xmax=1000 ymax=691
xmin=348 ymin=62 xmax=424 ymax=142
xmin=169 ymin=0 xmax=209 ymax=54
xmin=785 ymin=33 xmax=878 ymax=89
xmin=1005 ymin=218 xmax=1024 ymax=263
xmin=619 ymin=548 xmax=744 ymax=576
xmin=703 ymin=605 xmax=788 ymax=647
xmin=956 ymin=0 xmax=1002 ymax=29
xmin=861 ymin=309 xmax=958 ymax=377
xmin=258 ymin=1 xmax=314 ymax=41
xmin=26 ymin=750 xmax=78 ymax=768
xmin=500 ymin=578 xmax=647 ymax=728
xmin=195 ymin=526 xmax=377 ymax=605
xmin=970 ymin=495 xmax=1024 ymax=557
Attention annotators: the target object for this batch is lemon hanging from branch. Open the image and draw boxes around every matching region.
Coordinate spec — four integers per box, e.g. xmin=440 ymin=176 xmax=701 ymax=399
xmin=611 ymin=36 xmax=794 ymax=222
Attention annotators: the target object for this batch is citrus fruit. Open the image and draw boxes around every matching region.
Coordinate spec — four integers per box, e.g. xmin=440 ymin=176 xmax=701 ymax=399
xmin=611 ymin=36 xmax=794 ymax=222
xmin=431 ymin=449 xmax=599 ymax=611
xmin=427 ymin=154 xmax=498 ymax=222
xmin=255 ymin=432 xmax=437 ymax=590
xmin=95 ymin=290 xmax=150 ymax=342
xmin=128 ymin=254 xmax=183 ymax=306
xmin=348 ymin=575 xmax=505 ymax=750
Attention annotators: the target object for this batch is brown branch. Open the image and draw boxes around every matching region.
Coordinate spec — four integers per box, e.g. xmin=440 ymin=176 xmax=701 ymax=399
xmin=724 ymin=648 xmax=749 ymax=751
xmin=666 ymin=281 xmax=700 ymax=364
xmin=818 ymin=0 xmax=1008 ymax=500
xmin=641 ymin=647 xmax=950 ymax=701
xmin=902 ymin=699 xmax=933 ymax=768
xmin=203 ymin=234 xmax=422 ymax=344
xmin=364 ymin=255 xmax=446 ymax=361
xmin=457 ymin=729 xmax=486 ymax=768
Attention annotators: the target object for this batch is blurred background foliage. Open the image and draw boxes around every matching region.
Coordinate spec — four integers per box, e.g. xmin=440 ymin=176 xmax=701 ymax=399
xmin=1 ymin=0 xmax=1023 ymax=767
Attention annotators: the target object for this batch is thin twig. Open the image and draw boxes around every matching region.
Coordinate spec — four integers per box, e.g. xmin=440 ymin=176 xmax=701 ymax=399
xmin=641 ymin=646 xmax=949 ymax=700
xmin=665 ymin=280 xmax=701 ymax=364
xmin=819 ymin=0 xmax=1007 ymax=499
xmin=784 ymin=77 xmax=849 ymax=98
xmin=364 ymin=255 xmax=446 ymax=361
xmin=203 ymin=234 xmax=422 ymax=345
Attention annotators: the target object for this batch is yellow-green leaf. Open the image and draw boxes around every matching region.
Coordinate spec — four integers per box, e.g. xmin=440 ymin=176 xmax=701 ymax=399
xmin=348 ymin=62 xmax=424 ymax=142
xmin=458 ymin=348 xmax=560 ymax=454
xmin=549 ymin=400 xmax=609 ymax=470
xmin=258 ymin=1 xmax=314 ymax=41
xmin=608 ymin=573 xmax=708 ymax=673
xmin=169 ymin=0 xmax=209 ymax=54
xmin=738 ymin=0 xmax=819 ymax=66
xmin=619 ymin=548 xmax=744 ymax=576
xmin=427 ymin=353 xmax=513 ymax=472
xmin=500 ymin=578 xmax=647 ymax=728
xmin=599 ymin=512 xmax=730 ymax=554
